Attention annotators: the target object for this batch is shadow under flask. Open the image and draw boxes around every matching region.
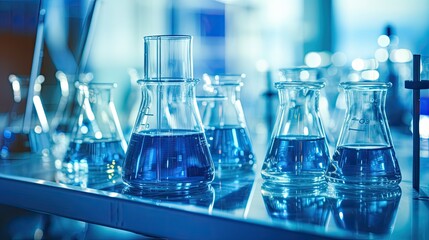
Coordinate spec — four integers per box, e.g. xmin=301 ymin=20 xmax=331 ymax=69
xmin=199 ymin=74 xmax=255 ymax=178
xmin=261 ymin=68 xmax=330 ymax=187
xmin=62 ymin=82 xmax=127 ymax=187
xmin=326 ymin=81 xmax=401 ymax=188
xmin=122 ymin=35 xmax=215 ymax=193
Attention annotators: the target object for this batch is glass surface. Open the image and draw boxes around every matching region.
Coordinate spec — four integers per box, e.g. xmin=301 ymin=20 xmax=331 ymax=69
xmin=262 ymin=67 xmax=330 ymax=187
xmin=0 ymin=129 xmax=428 ymax=239
xmin=326 ymin=81 xmax=402 ymax=188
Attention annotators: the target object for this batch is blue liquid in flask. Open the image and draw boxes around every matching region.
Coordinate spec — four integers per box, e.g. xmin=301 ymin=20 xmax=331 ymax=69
xmin=262 ymin=135 xmax=329 ymax=185
xmin=205 ymin=126 xmax=255 ymax=173
xmin=327 ymin=145 xmax=401 ymax=186
xmin=122 ymin=130 xmax=215 ymax=191
xmin=62 ymin=140 xmax=125 ymax=184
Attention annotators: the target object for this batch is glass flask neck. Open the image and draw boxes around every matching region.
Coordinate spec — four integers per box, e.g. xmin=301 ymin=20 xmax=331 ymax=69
xmin=134 ymin=80 xmax=203 ymax=134
xmin=337 ymin=85 xmax=393 ymax=147
xmin=144 ymin=35 xmax=193 ymax=81
xmin=72 ymin=83 xmax=126 ymax=144
xmin=200 ymin=83 xmax=247 ymax=128
xmin=272 ymin=83 xmax=325 ymax=138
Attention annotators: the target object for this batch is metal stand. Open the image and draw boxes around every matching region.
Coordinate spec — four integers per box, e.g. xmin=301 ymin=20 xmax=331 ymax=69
xmin=405 ymin=54 xmax=429 ymax=192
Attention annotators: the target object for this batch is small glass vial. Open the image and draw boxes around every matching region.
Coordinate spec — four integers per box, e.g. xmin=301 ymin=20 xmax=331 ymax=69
xmin=326 ymin=81 xmax=401 ymax=188
xmin=261 ymin=67 xmax=330 ymax=188
xmin=198 ymin=74 xmax=255 ymax=178
xmin=122 ymin=35 xmax=215 ymax=194
xmin=61 ymin=82 xmax=127 ymax=187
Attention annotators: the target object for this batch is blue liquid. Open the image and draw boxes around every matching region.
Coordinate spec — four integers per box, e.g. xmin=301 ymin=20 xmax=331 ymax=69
xmin=205 ymin=127 xmax=255 ymax=173
xmin=326 ymin=145 xmax=401 ymax=186
xmin=261 ymin=135 xmax=329 ymax=185
xmin=62 ymin=140 xmax=125 ymax=186
xmin=122 ymin=131 xmax=215 ymax=191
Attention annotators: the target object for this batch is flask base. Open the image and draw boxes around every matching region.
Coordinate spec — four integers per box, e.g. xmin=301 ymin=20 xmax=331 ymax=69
xmin=261 ymin=172 xmax=327 ymax=188
xmin=325 ymin=174 xmax=401 ymax=190
xmin=122 ymin=181 xmax=212 ymax=197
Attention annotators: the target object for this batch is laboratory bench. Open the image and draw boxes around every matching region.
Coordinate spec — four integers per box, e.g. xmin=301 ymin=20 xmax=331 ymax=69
xmin=0 ymin=128 xmax=428 ymax=239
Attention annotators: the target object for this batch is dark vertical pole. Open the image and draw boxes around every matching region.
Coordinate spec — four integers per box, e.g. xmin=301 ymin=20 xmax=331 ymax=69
xmin=412 ymin=54 xmax=421 ymax=192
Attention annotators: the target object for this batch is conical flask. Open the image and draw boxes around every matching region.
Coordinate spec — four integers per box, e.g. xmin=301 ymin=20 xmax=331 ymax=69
xmin=261 ymin=67 xmax=330 ymax=187
xmin=326 ymin=81 xmax=401 ymax=188
xmin=122 ymin=35 xmax=215 ymax=193
xmin=198 ymin=74 xmax=255 ymax=178
xmin=1 ymin=74 xmax=50 ymax=159
xmin=50 ymin=71 xmax=77 ymax=158
xmin=61 ymin=82 xmax=127 ymax=187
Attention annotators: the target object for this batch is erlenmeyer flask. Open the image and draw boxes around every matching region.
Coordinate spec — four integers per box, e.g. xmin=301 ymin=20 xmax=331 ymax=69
xmin=261 ymin=67 xmax=330 ymax=187
xmin=122 ymin=35 xmax=215 ymax=193
xmin=198 ymin=74 xmax=255 ymax=178
xmin=326 ymin=81 xmax=401 ymax=188
xmin=61 ymin=82 xmax=127 ymax=187
xmin=1 ymin=74 xmax=50 ymax=159
xmin=50 ymin=71 xmax=76 ymax=158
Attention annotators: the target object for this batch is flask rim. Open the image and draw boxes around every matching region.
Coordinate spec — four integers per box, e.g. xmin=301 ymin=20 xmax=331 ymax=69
xmin=339 ymin=81 xmax=392 ymax=90
xmin=138 ymin=78 xmax=199 ymax=84
xmin=202 ymin=73 xmax=245 ymax=86
xmin=75 ymin=81 xmax=117 ymax=89
xmin=144 ymin=35 xmax=192 ymax=41
xmin=274 ymin=81 xmax=325 ymax=89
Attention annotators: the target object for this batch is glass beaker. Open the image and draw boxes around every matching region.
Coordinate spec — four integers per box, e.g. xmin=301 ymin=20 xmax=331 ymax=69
xmin=326 ymin=81 xmax=402 ymax=188
xmin=261 ymin=67 xmax=330 ymax=187
xmin=198 ymin=74 xmax=255 ymax=178
xmin=60 ymin=82 xmax=127 ymax=187
xmin=122 ymin=35 xmax=215 ymax=193
xmin=1 ymin=74 xmax=51 ymax=159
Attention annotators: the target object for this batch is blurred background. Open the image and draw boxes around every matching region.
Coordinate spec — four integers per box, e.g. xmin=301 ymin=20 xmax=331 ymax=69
xmin=0 ymin=0 xmax=429 ymax=157
xmin=1 ymin=0 xmax=429 ymax=238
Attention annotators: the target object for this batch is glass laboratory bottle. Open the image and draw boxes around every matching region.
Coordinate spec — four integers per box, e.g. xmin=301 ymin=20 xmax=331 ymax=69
xmin=1 ymin=75 xmax=51 ymax=159
xmin=199 ymin=74 xmax=255 ymax=178
xmin=122 ymin=35 xmax=215 ymax=193
xmin=261 ymin=68 xmax=330 ymax=187
xmin=61 ymin=82 xmax=127 ymax=187
xmin=326 ymin=81 xmax=401 ymax=188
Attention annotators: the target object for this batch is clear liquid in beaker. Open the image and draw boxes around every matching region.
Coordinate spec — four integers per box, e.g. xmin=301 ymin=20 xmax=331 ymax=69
xmin=262 ymin=135 xmax=329 ymax=184
xmin=205 ymin=126 xmax=254 ymax=173
xmin=122 ymin=130 xmax=214 ymax=190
